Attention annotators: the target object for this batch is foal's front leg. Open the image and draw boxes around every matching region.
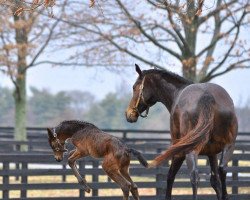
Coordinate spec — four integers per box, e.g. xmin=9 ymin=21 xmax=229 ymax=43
xmin=68 ymin=149 xmax=91 ymax=193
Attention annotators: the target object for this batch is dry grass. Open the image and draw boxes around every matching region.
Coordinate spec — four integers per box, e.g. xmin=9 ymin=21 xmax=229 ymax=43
xmin=0 ymin=159 xmax=249 ymax=198
xmin=1 ymin=173 xmax=250 ymax=198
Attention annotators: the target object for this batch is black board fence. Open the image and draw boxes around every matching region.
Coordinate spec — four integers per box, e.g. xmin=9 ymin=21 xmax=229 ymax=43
xmin=0 ymin=127 xmax=250 ymax=200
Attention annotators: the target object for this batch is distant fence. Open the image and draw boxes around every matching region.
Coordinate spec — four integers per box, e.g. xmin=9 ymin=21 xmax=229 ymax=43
xmin=0 ymin=127 xmax=250 ymax=200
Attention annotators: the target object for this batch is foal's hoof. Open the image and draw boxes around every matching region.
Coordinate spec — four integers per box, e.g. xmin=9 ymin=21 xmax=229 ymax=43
xmin=79 ymin=181 xmax=91 ymax=193
xmin=83 ymin=186 xmax=91 ymax=193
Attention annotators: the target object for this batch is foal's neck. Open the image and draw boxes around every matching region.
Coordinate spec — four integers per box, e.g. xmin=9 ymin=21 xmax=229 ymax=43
xmin=55 ymin=124 xmax=86 ymax=142
xmin=55 ymin=121 xmax=99 ymax=143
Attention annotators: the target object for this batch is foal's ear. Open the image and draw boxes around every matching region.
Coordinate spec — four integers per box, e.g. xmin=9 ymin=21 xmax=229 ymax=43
xmin=47 ymin=128 xmax=54 ymax=139
xmin=135 ymin=64 xmax=142 ymax=77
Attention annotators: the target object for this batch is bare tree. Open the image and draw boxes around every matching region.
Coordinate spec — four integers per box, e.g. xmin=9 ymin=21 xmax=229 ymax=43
xmin=0 ymin=0 xmax=96 ymax=14
xmin=0 ymin=1 xmax=64 ymax=146
xmin=51 ymin=0 xmax=250 ymax=82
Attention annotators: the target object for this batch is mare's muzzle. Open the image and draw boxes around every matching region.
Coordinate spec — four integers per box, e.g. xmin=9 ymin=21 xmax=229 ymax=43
xmin=125 ymin=109 xmax=139 ymax=123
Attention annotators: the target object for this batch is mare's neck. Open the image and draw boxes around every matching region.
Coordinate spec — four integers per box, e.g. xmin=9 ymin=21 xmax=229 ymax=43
xmin=150 ymin=73 xmax=191 ymax=112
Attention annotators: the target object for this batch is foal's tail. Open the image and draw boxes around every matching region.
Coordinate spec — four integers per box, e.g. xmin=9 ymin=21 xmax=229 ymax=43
xmin=128 ymin=148 xmax=148 ymax=168
xmin=149 ymin=93 xmax=215 ymax=168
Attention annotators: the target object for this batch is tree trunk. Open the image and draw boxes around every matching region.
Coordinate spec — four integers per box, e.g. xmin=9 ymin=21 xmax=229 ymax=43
xmin=13 ymin=12 xmax=28 ymax=151
xmin=182 ymin=0 xmax=198 ymax=82
xmin=182 ymin=57 xmax=197 ymax=81
xmin=14 ymin=72 xmax=27 ymax=150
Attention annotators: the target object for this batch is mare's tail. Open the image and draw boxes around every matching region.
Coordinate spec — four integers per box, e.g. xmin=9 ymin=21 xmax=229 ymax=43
xmin=149 ymin=93 xmax=215 ymax=168
xmin=128 ymin=148 xmax=148 ymax=168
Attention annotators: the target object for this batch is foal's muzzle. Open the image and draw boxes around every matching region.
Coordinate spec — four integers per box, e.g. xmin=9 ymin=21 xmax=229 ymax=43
xmin=55 ymin=158 xmax=62 ymax=162
xmin=55 ymin=156 xmax=63 ymax=162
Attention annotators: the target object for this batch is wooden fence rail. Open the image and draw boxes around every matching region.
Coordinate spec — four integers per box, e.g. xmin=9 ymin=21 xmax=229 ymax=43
xmin=0 ymin=128 xmax=250 ymax=199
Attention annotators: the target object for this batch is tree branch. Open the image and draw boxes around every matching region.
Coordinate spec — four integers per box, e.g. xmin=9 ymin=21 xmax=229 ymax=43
xmin=202 ymin=58 xmax=250 ymax=82
xmin=198 ymin=0 xmax=222 ymax=79
xmin=162 ymin=0 xmax=190 ymax=54
xmin=26 ymin=17 xmax=60 ymax=69
xmin=27 ymin=60 xmax=133 ymax=68
xmin=115 ymin=0 xmax=182 ymax=60
xmin=198 ymin=0 xmax=237 ymax=25
xmin=197 ymin=10 xmax=245 ymax=59
xmin=202 ymin=10 xmax=247 ymax=80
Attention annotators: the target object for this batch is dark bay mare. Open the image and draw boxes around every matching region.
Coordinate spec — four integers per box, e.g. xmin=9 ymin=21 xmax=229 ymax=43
xmin=47 ymin=120 xmax=148 ymax=200
xmin=125 ymin=64 xmax=238 ymax=200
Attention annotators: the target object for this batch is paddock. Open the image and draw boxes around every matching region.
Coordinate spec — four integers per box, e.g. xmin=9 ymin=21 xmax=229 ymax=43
xmin=0 ymin=128 xmax=250 ymax=200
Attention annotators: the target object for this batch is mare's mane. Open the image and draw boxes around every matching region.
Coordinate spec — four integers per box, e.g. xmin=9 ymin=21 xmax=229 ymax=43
xmin=142 ymin=69 xmax=193 ymax=85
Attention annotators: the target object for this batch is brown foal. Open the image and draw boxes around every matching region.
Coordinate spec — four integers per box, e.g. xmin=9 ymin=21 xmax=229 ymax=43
xmin=47 ymin=120 xmax=148 ymax=200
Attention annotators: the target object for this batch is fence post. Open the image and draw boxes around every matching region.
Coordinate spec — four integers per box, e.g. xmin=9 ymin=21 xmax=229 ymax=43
xmin=62 ymin=164 xmax=67 ymax=182
xmin=232 ymin=159 xmax=238 ymax=194
xmin=21 ymin=162 xmax=28 ymax=198
xmin=3 ymin=161 xmax=9 ymax=199
xmin=79 ymin=161 xmax=85 ymax=198
xmin=122 ymin=131 xmax=127 ymax=142
xmin=156 ymin=148 xmax=165 ymax=198
xmin=15 ymin=145 xmax=20 ymax=181
xmin=92 ymin=160 xmax=99 ymax=196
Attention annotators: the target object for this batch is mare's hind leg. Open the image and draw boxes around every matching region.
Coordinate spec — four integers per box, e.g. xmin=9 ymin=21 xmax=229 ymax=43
xmin=219 ymin=144 xmax=235 ymax=200
xmin=186 ymin=152 xmax=199 ymax=200
xmin=165 ymin=156 xmax=185 ymax=200
xmin=102 ymin=156 xmax=131 ymax=200
xmin=208 ymin=155 xmax=222 ymax=200
xmin=68 ymin=149 xmax=91 ymax=193
xmin=120 ymin=165 xmax=139 ymax=200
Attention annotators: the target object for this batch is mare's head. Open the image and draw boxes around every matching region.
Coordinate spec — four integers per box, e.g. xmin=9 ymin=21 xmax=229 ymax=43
xmin=47 ymin=128 xmax=67 ymax=162
xmin=125 ymin=64 xmax=157 ymax=122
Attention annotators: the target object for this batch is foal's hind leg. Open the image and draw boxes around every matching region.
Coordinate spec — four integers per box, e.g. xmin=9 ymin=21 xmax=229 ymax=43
xmin=165 ymin=156 xmax=185 ymax=200
xmin=219 ymin=144 xmax=235 ymax=200
xmin=120 ymin=165 xmax=139 ymax=200
xmin=186 ymin=152 xmax=199 ymax=200
xmin=68 ymin=149 xmax=91 ymax=193
xmin=208 ymin=155 xmax=222 ymax=200
xmin=102 ymin=157 xmax=131 ymax=200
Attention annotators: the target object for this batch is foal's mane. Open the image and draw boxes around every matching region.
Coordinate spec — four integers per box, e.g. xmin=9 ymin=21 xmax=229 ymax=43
xmin=142 ymin=69 xmax=193 ymax=85
xmin=55 ymin=120 xmax=99 ymax=135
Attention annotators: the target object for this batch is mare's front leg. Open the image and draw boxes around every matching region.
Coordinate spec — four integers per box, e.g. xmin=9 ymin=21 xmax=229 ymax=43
xmin=186 ymin=152 xmax=199 ymax=200
xmin=165 ymin=156 xmax=185 ymax=200
xmin=68 ymin=149 xmax=91 ymax=193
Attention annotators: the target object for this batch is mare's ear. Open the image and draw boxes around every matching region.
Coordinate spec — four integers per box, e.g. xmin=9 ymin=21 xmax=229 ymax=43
xmin=47 ymin=128 xmax=54 ymax=139
xmin=135 ymin=64 xmax=142 ymax=78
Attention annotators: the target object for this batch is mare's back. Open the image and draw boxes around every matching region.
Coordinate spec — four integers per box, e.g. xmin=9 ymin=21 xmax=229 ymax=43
xmin=176 ymin=82 xmax=235 ymax=113
xmin=174 ymin=82 xmax=237 ymax=144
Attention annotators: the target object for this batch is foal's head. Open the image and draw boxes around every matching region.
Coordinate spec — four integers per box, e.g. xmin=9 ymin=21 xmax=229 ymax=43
xmin=47 ymin=128 xmax=67 ymax=162
xmin=125 ymin=64 xmax=157 ymax=123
